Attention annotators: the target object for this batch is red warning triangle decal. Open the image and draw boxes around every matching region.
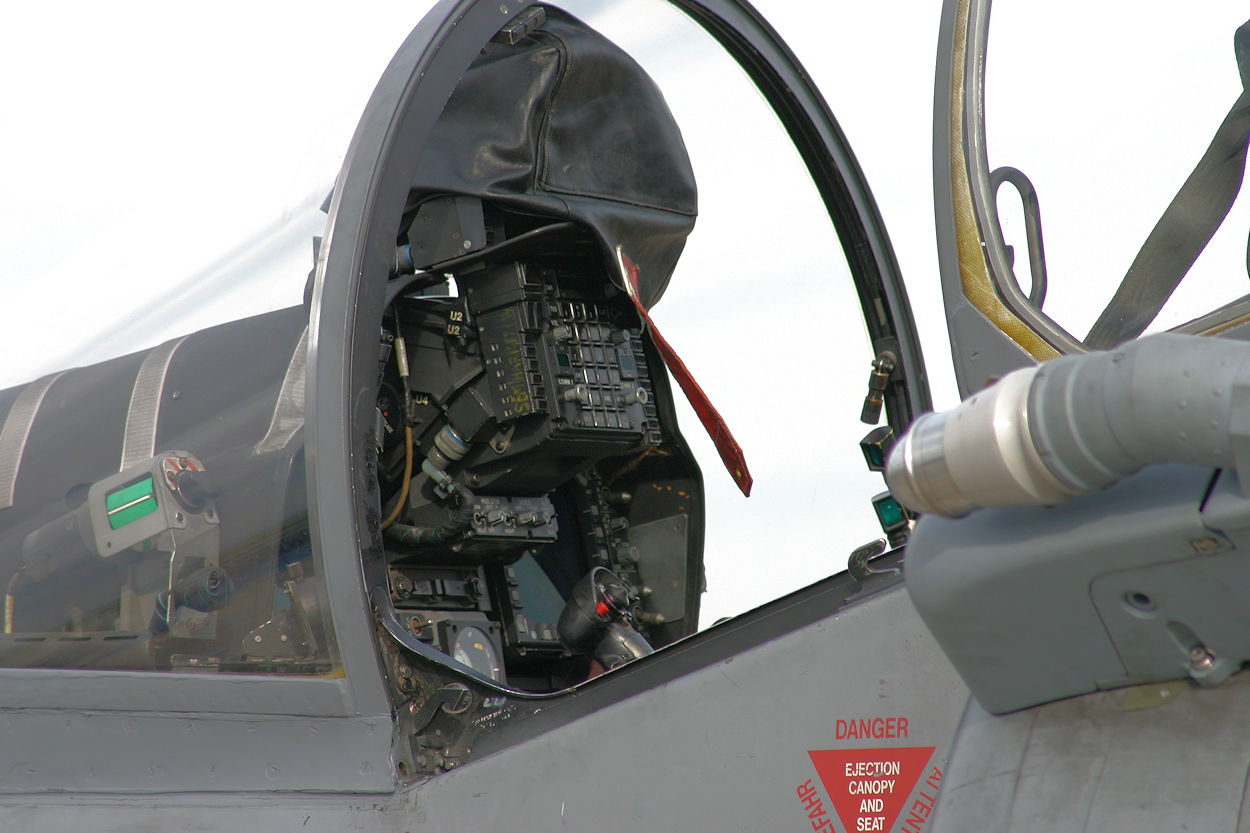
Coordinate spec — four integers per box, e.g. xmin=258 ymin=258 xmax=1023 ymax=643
xmin=808 ymin=747 xmax=935 ymax=833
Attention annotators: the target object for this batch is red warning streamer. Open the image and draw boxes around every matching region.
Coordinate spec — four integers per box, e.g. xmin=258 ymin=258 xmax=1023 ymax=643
xmin=618 ymin=251 xmax=752 ymax=497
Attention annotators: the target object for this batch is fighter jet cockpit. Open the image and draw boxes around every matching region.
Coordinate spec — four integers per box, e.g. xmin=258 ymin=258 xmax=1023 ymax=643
xmin=0 ymin=0 xmax=959 ymax=813
xmin=368 ymin=6 xmax=707 ymax=690
xmin=0 ymin=1 xmax=928 ymax=787
xmin=342 ymin=1 xmax=922 ymax=705
xmin=0 ymin=8 xmax=706 ymax=689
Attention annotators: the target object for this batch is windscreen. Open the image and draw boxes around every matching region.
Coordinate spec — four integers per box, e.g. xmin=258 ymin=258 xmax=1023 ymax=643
xmin=0 ymin=4 xmax=425 ymax=675
xmin=0 ymin=306 xmax=340 ymax=673
xmin=0 ymin=72 xmax=345 ymax=674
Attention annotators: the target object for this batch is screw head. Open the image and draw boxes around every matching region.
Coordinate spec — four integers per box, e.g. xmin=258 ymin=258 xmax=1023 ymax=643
xmin=1190 ymin=645 xmax=1216 ymax=671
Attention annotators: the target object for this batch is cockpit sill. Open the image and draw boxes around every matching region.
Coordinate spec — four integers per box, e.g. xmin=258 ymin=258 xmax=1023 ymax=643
xmin=0 ymin=550 xmax=903 ymax=795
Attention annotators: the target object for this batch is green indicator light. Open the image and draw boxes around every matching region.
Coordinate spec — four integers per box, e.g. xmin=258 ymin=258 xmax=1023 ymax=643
xmin=874 ymin=496 xmax=906 ymax=529
xmin=109 ymin=497 xmax=158 ymax=529
xmin=106 ymin=476 xmax=159 ymax=530
xmin=860 ymin=425 xmax=894 ymax=473
xmin=106 ymin=476 xmax=154 ymax=512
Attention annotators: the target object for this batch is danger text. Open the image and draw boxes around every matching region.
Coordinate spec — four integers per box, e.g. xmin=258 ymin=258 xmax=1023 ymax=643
xmin=835 ymin=717 xmax=909 ymax=740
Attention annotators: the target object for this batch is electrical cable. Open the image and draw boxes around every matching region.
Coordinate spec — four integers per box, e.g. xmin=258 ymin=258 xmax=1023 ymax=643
xmin=387 ymin=221 xmax=575 ymax=302
xmin=424 ymin=221 xmax=576 ymax=274
xmin=381 ymin=315 xmax=416 ymax=530
xmin=385 ymin=271 xmax=450 ymax=306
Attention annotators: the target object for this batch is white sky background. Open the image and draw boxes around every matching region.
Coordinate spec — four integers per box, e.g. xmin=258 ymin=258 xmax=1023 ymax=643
xmin=985 ymin=1 xmax=1250 ymax=339
xmin=26 ymin=1 xmax=1247 ymax=626
xmin=561 ymin=0 xmax=943 ymax=623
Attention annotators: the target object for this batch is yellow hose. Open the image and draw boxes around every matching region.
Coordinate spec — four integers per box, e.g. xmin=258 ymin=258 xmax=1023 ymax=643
xmin=381 ymin=426 xmax=414 ymax=530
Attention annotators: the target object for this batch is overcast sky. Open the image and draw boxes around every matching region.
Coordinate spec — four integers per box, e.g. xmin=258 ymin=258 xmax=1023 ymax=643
xmin=984 ymin=1 xmax=1250 ymax=340
xmin=6 ymin=2 xmax=1240 ymax=625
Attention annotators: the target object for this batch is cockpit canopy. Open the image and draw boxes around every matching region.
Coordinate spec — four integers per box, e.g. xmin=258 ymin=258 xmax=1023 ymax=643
xmin=938 ymin=0 xmax=1250 ymax=394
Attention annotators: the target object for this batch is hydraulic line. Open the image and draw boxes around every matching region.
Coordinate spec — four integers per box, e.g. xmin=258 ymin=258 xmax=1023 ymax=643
xmin=381 ymin=427 xmax=413 ymax=530
xmin=384 ymin=485 xmax=477 ymax=547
